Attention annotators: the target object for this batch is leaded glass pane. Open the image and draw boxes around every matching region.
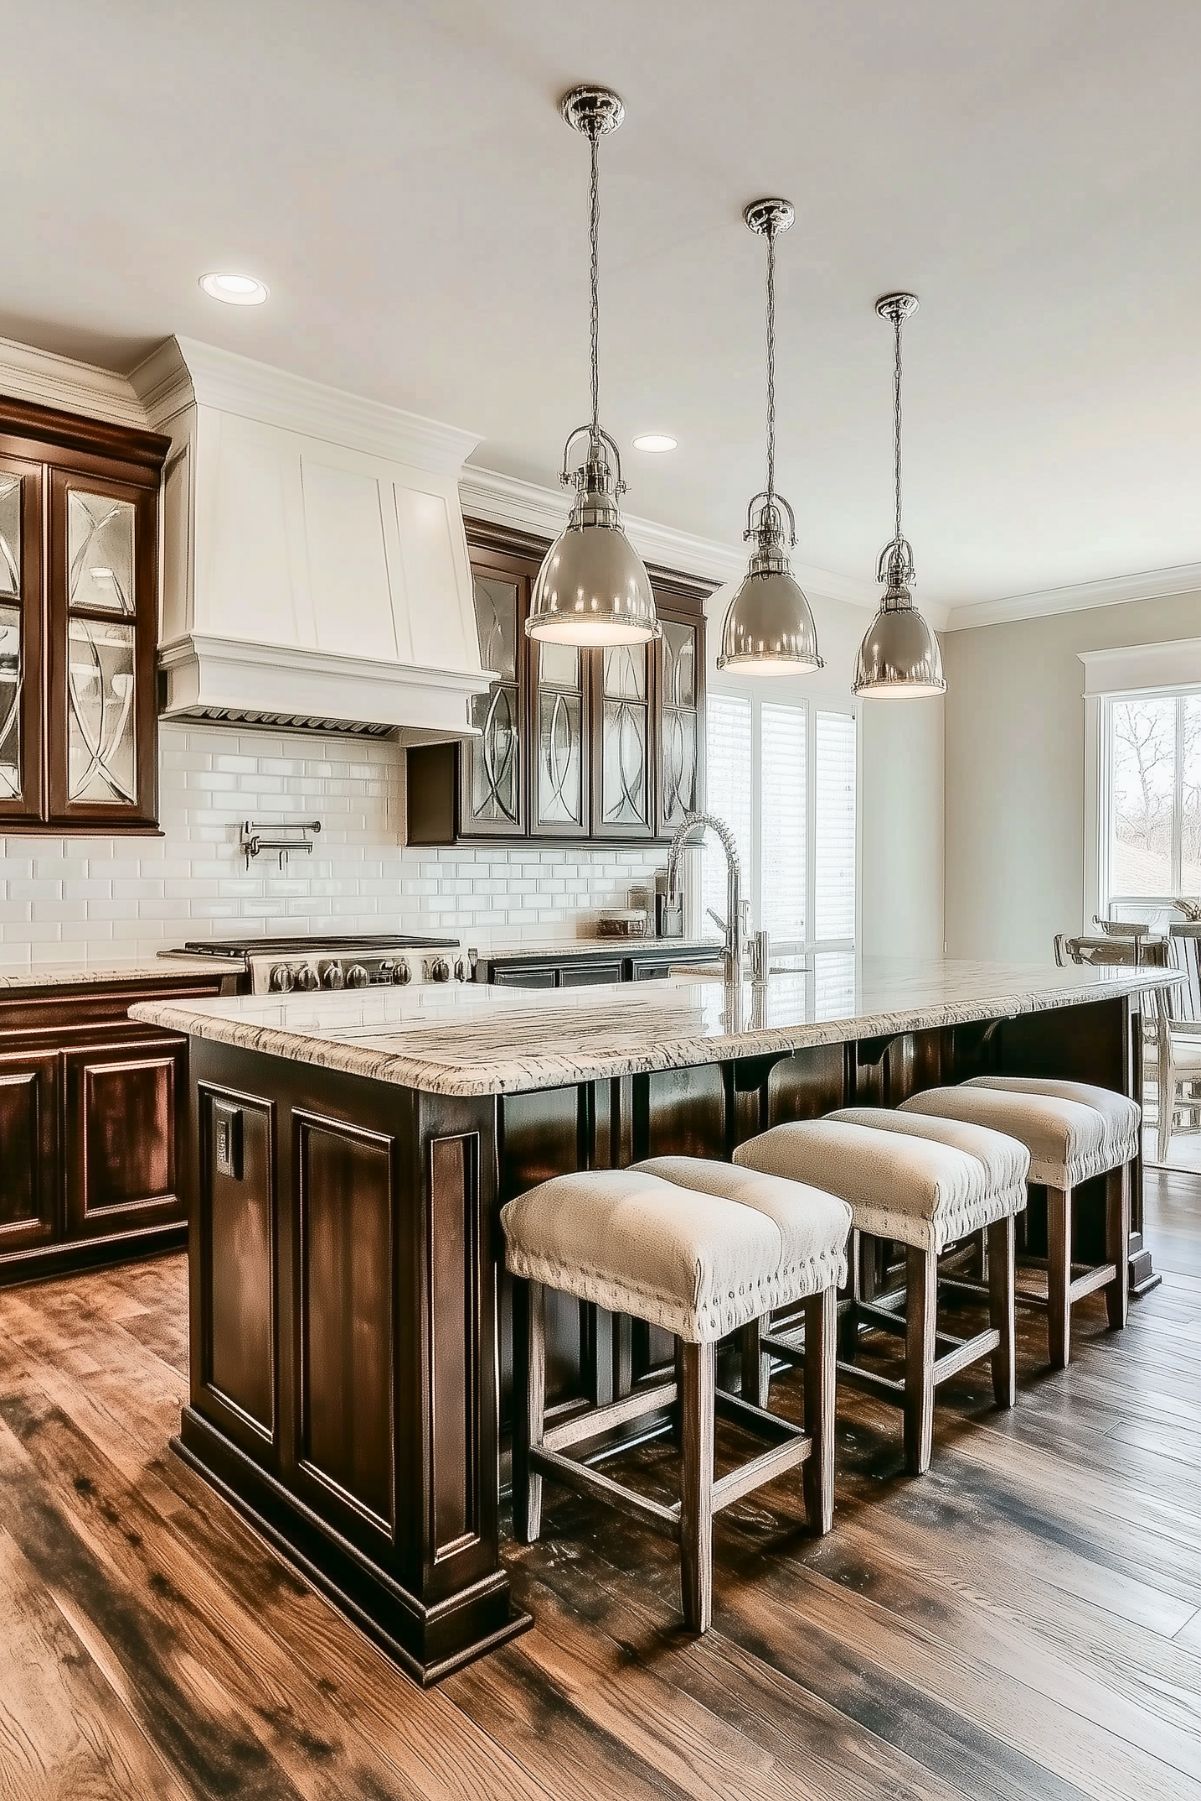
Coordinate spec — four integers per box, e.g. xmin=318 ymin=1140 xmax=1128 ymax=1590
xmin=68 ymin=491 xmax=135 ymax=614
xmin=602 ymin=698 xmax=649 ymax=827
xmin=468 ymin=682 xmax=519 ymax=824
xmin=662 ymin=621 xmax=695 ymax=708
xmin=539 ymin=640 xmax=579 ymax=688
xmin=0 ymin=603 xmax=20 ymax=799
xmin=471 ymin=575 xmax=518 ymax=681
xmin=660 ymin=708 xmax=697 ymax=827
xmin=0 ymin=476 xmax=21 ymax=601
xmin=603 ymin=643 xmax=647 ymax=701
xmin=537 ymin=690 xmax=583 ymax=826
xmin=67 ymin=619 xmax=136 ymax=802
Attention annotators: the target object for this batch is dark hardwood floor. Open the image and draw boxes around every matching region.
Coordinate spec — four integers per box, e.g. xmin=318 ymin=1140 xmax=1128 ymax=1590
xmin=0 ymin=1172 xmax=1198 ymax=1800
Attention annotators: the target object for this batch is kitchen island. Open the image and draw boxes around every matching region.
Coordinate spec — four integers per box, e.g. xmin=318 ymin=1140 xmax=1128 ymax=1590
xmin=132 ymin=956 xmax=1176 ymax=1684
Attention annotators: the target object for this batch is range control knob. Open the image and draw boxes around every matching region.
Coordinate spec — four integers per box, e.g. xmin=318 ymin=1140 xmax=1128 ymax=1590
xmin=320 ymin=961 xmax=345 ymax=989
xmin=454 ymin=957 xmax=468 ymax=982
xmin=346 ymin=964 xmax=369 ymax=988
xmin=427 ymin=956 xmax=452 ymax=983
xmin=392 ymin=959 xmax=412 ymax=985
xmin=294 ymin=964 xmax=320 ymax=991
xmin=269 ymin=962 xmax=295 ymax=992
xmin=376 ymin=959 xmax=396 ymax=984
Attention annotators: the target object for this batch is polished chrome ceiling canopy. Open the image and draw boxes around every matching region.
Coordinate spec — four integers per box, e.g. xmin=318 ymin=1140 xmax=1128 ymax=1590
xmin=853 ymin=292 xmax=946 ymax=699
xmin=718 ymin=198 xmax=822 ymax=677
xmin=527 ymin=86 xmax=659 ymax=648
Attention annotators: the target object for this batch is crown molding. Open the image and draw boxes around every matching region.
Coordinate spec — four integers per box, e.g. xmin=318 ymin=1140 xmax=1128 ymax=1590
xmin=0 ymin=335 xmax=146 ymax=427
xmin=129 ymin=337 xmax=482 ymax=472
xmin=943 ymin=561 xmax=1201 ymax=632
xmin=458 ymin=462 xmax=884 ymax=608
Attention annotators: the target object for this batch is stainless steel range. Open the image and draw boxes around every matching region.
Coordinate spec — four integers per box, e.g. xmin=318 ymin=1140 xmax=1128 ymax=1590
xmin=179 ymin=933 xmax=473 ymax=994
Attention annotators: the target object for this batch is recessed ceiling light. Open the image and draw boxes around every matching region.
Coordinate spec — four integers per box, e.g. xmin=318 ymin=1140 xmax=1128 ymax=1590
xmin=199 ymin=272 xmax=269 ymax=306
xmin=632 ymin=433 xmax=678 ymax=453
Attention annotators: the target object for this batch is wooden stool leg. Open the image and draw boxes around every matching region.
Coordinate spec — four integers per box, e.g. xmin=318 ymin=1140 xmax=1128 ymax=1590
xmin=1047 ymin=1185 xmax=1073 ymax=1370
xmin=904 ymin=1246 xmax=938 ymax=1476
xmin=740 ymin=1317 xmax=769 ymax=1409
xmin=1105 ymin=1165 xmax=1131 ymax=1331
xmin=986 ymin=1214 xmax=1016 ymax=1408
xmin=679 ymin=1340 xmax=715 ymax=1634
xmin=838 ymin=1229 xmax=861 ymax=1363
xmin=672 ymin=1338 xmax=685 ymax=1448
xmin=802 ymin=1287 xmax=837 ymax=1535
xmin=514 ymin=1279 xmax=545 ymax=1544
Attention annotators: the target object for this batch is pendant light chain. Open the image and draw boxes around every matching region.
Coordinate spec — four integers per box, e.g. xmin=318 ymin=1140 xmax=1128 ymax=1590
xmin=588 ymin=127 xmax=601 ymax=451
xmin=892 ymin=306 xmax=904 ymax=548
xmin=765 ymin=222 xmax=777 ymax=504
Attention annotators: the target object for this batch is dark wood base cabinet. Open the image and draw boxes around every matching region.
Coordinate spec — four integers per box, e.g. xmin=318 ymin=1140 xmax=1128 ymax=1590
xmin=178 ymin=991 xmax=1150 ymax=1684
xmin=0 ymin=974 xmax=229 ymax=1288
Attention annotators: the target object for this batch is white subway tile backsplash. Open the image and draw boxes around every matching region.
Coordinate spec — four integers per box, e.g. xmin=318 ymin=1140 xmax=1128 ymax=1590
xmin=0 ymin=721 xmax=666 ymax=968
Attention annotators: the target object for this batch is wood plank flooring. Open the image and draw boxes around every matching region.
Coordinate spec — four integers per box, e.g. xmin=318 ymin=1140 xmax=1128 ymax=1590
xmin=0 ymin=1172 xmax=1198 ymax=1800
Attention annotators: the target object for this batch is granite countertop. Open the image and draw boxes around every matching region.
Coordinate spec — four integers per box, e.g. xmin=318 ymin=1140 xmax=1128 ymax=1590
xmin=0 ymin=952 xmax=244 ymax=992
xmin=129 ymin=955 xmax=1180 ymax=1099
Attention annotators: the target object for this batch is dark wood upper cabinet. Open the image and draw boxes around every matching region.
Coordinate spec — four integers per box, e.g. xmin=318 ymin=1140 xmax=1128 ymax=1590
xmin=407 ymin=519 xmax=710 ymax=847
xmin=0 ymin=397 xmax=168 ymax=834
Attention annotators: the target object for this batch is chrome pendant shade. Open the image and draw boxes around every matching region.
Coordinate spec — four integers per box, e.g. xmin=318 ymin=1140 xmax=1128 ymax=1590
xmin=853 ymin=293 xmax=946 ymax=698
xmin=719 ymin=199 xmax=822 ymax=676
xmin=527 ymin=87 xmax=659 ymax=648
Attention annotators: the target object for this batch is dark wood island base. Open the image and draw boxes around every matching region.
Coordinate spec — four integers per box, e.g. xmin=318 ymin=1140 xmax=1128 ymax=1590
xmin=161 ymin=974 xmax=1161 ymax=1683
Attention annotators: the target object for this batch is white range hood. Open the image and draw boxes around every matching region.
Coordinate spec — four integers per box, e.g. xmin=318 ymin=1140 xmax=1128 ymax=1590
xmin=129 ymin=337 xmax=492 ymax=740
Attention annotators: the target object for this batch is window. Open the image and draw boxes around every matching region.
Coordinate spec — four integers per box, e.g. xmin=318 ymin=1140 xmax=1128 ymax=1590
xmin=1103 ymin=690 xmax=1201 ymax=906
xmin=700 ymin=695 xmax=857 ymax=952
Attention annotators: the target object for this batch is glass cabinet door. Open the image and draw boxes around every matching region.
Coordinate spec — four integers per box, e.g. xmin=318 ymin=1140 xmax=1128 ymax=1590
xmin=657 ymin=616 xmax=703 ymax=834
xmin=47 ymin=471 xmax=156 ymax=826
xmin=0 ymin=457 xmax=42 ymax=822
xmin=461 ymin=569 xmax=525 ymax=835
xmin=596 ymin=643 xmax=651 ymax=835
xmin=533 ymin=640 xmax=587 ymax=834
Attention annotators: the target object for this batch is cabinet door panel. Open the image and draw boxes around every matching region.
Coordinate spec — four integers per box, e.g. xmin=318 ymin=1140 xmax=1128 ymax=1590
xmin=657 ymin=615 xmax=704 ymax=835
xmin=533 ymin=640 xmax=587 ymax=834
xmin=0 ymin=456 xmax=43 ymax=822
xmin=64 ymin=1038 xmax=186 ymax=1236
xmin=559 ymin=961 xmax=624 ymax=987
xmin=0 ymin=1052 xmax=60 ymax=1250
xmin=47 ymin=469 xmax=158 ymax=829
xmin=461 ymin=568 xmax=526 ymax=836
xmin=596 ymin=644 xmax=651 ymax=836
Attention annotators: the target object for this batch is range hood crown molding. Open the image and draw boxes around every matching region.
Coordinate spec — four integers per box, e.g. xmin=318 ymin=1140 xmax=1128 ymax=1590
xmin=130 ymin=336 xmax=482 ymax=472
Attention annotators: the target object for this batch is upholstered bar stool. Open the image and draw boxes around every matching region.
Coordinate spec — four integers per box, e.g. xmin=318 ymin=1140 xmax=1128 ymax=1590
xmin=728 ymin=1110 xmax=1029 ymax=1475
xmin=501 ymin=1161 xmax=851 ymax=1633
xmin=899 ymin=1076 xmax=1139 ymax=1368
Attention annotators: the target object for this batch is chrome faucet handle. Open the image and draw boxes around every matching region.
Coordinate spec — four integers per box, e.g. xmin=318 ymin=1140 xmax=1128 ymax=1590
xmin=750 ymin=929 xmax=771 ymax=983
xmin=706 ymin=907 xmax=727 ymax=934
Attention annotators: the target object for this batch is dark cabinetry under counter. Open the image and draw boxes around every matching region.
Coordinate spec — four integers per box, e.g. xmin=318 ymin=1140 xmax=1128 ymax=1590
xmin=477 ymin=943 xmax=716 ymax=987
xmin=406 ymin=519 xmax=710 ymax=847
xmin=0 ymin=968 xmax=232 ymax=1286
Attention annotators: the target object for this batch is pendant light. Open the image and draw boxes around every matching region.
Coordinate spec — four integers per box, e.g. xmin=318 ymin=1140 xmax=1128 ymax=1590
xmin=526 ymin=87 xmax=659 ymax=648
xmin=853 ymin=293 xmax=946 ymax=698
xmin=718 ymin=198 xmax=822 ymax=676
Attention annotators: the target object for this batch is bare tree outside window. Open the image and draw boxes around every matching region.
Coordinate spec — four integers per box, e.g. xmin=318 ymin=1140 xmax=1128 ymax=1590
xmin=1107 ymin=692 xmax=1201 ymax=900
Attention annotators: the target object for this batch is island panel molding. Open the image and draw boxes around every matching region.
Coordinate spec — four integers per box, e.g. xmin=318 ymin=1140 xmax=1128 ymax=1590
xmin=143 ymin=959 xmax=1166 ymax=1681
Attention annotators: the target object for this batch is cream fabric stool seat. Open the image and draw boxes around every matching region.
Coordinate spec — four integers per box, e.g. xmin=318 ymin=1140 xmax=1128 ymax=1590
xmin=899 ymin=1076 xmax=1138 ymax=1368
xmin=730 ymin=1110 xmax=1030 ymax=1474
xmin=502 ymin=1161 xmax=851 ymax=1633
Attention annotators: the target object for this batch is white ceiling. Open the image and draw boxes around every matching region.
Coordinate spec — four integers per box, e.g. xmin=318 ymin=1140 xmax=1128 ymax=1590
xmin=6 ymin=0 xmax=1201 ymax=609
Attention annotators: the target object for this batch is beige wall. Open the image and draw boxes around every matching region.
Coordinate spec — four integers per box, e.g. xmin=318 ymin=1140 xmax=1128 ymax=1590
xmin=942 ymin=588 xmax=1201 ymax=961
xmin=707 ymin=585 xmax=946 ymax=959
